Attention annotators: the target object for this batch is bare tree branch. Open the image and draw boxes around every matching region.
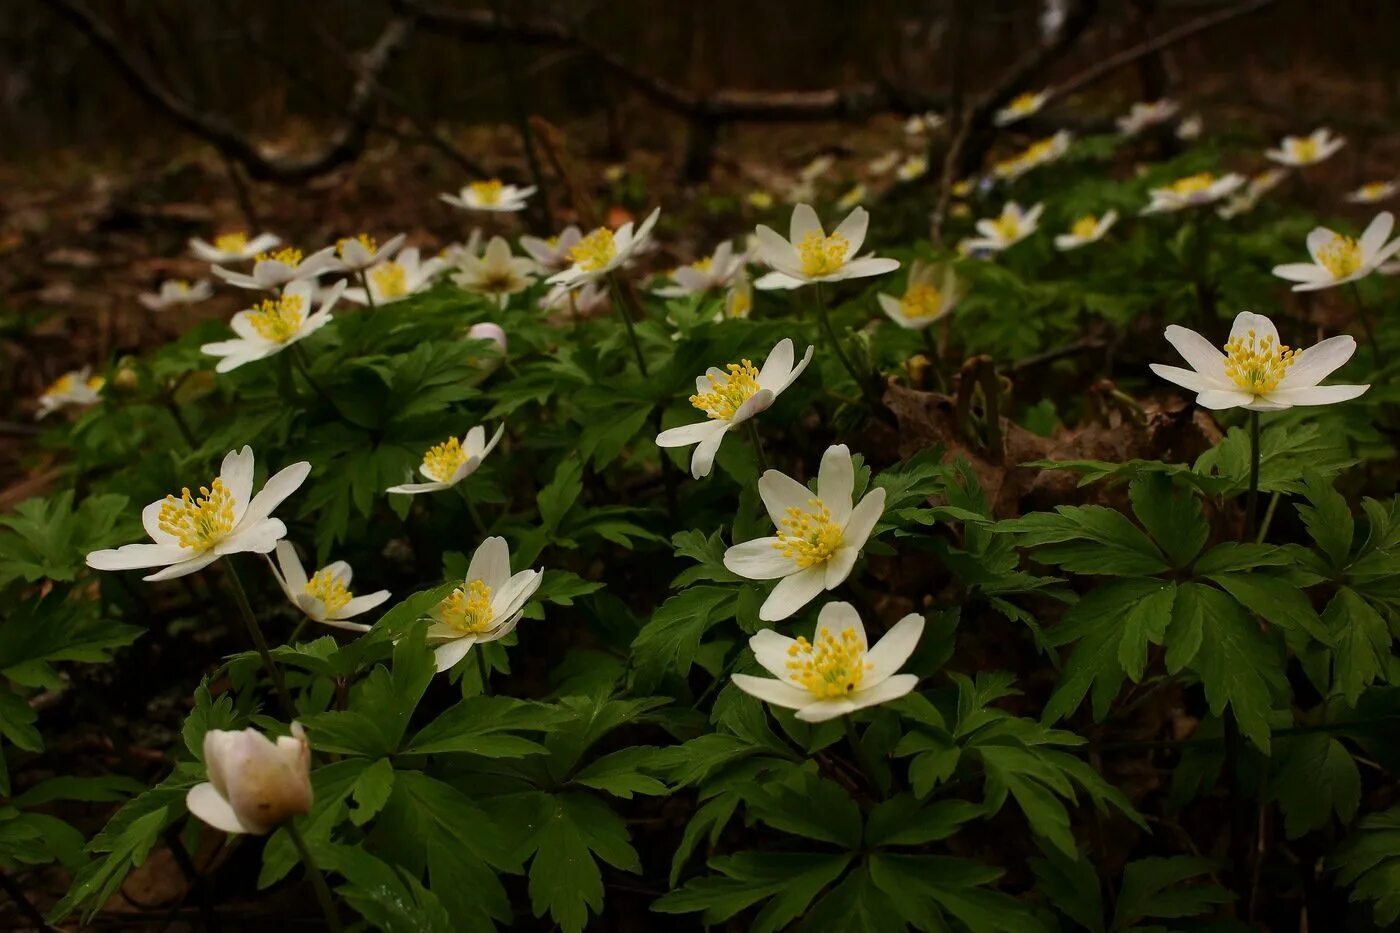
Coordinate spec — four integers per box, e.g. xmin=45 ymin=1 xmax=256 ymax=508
xmin=44 ymin=0 xmax=415 ymax=183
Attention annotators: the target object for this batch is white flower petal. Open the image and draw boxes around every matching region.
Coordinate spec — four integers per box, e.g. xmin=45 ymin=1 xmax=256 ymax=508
xmin=186 ymin=783 xmax=252 ymax=834
xmin=723 ymin=538 xmax=793 ymax=580
xmin=434 ymin=637 xmax=476 ymax=672
xmin=1163 ymin=324 xmax=1228 ymax=381
xmin=758 ymin=470 xmax=817 ymax=527
xmin=760 ymin=565 xmax=828 ymax=621
xmin=1268 ymin=384 xmax=1368 ymax=406
xmin=1282 ymin=335 xmax=1356 ymax=388
xmin=467 ymin=536 xmax=512 ymax=593
xmin=864 ymin=614 xmax=925 ymax=682
xmin=730 ymin=673 xmax=810 ymax=710
xmin=816 ymin=444 xmax=854 ymax=526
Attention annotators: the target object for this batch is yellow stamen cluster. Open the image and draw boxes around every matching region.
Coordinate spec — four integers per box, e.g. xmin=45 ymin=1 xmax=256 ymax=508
xmin=725 ymin=287 xmax=752 ymax=319
xmin=1169 ymin=172 xmax=1216 ymax=196
xmin=952 ymin=178 xmax=974 ymax=198
xmin=470 ymin=179 xmax=505 ymax=205
xmin=690 ymin=256 xmax=714 ymax=273
xmin=1223 ymin=328 xmax=1296 ymax=395
xmin=86 ymin=375 xmax=106 ymax=392
xmin=438 ymin=579 xmax=495 ymax=634
xmin=172 ymin=280 xmax=191 ymax=293
xmin=690 ymin=361 xmax=761 ymax=420
xmin=371 ymin=262 xmax=408 ymax=299
xmin=900 ymin=284 xmax=944 ymax=320
xmin=157 ymin=478 xmax=236 ymax=551
xmin=786 ymin=625 xmax=871 ymax=699
xmin=256 ymin=247 xmax=304 ymax=267
xmin=45 ymin=373 xmax=75 ymax=396
xmin=569 ymin=228 xmax=617 ymax=272
xmin=1317 ymin=234 xmax=1362 ymax=279
xmin=1360 ymin=182 xmax=1390 ymax=200
xmin=246 ymin=294 xmax=307 ymax=343
xmin=304 ymin=568 xmax=352 ymax=614
xmin=1071 ymin=215 xmax=1100 ymax=239
xmin=1288 ymin=137 xmax=1319 ymax=163
xmin=773 ymin=497 xmax=843 ymax=568
xmin=991 ymin=214 xmax=1023 ymax=242
xmin=214 ymin=232 xmax=249 ymax=253
xmin=421 ymin=436 xmax=468 ymax=483
xmin=797 ymin=230 xmax=849 ymax=277
xmin=1008 ymin=92 xmax=1040 ymax=115
xmin=337 ymin=233 xmax=377 ymax=258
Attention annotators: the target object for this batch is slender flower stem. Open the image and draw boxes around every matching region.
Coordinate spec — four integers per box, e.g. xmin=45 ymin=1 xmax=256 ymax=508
xmin=606 ymin=274 xmax=649 ymax=375
xmin=358 ymin=270 xmax=377 ymax=309
xmin=287 ymin=821 xmax=343 ymax=933
xmin=814 ymin=284 xmax=876 ymax=410
xmin=1245 ymin=411 xmax=1261 ymax=539
xmin=224 ymin=561 xmax=296 ymax=720
xmin=1255 ymin=491 xmax=1281 ymax=544
xmin=164 ymin=397 xmax=198 ymax=450
xmin=1348 ymin=282 xmax=1379 ymax=370
xmin=745 ymin=419 xmax=769 ymax=473
xmin=476 ymin=647 xmax=492 ymax=697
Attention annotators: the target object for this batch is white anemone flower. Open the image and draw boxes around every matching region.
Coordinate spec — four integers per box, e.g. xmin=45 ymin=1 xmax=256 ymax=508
xmin=753 ymin=270 xmax=806 ymax=291
xmin=1217 ymin=169 xmax=1288 ymax=220
xmin=867 ymin=151 xmax=902 ymax=175
xmin=201 ymin=280 xmax=345 ymax=373
xmin=37 ymin=368 xmax=104 ymax=419
xmin=1002 ymin=131 xmax=1073 ymax=181
xmin=541 ymin=281 xmax=610 ymax=319
xmin=723 ymin=444 xmax=887 ymax=622
xmin=877 ymin=261 xmax=963 ymax=329
xmin=654 ymin=241 xmax=744 ymax=297
xmin=186 ymin=724 xmax=311 ymax=835
xmin=719 ymin=275 xmax=754 ymax=321
xmin=189 ymin=232 xmax=281 ymax=264
xmin=904 ymin=112 xmax=944 ymax=135
xmin=520 ymin=226 xmax=583 ymax=273
xmin=965 ymin=201 xmax=1043 ymax=252
xmin=754 ymin=204 xmax=899 ymax=286
xmin=836 ymin=184 xmax=867 ymax=211
xmin=798 ymin=155 xmax=835 ymax=183
xmin=333 ymin=232 xmax=407 ymax=273
xmin=896 ymin=156 xmax=929 ymax=183
xmin=1116 ymin=99 xmax=1180 ymax=136
xmin=86 ymin=447 xmax=310 ymax=581
xmin=439 ymin=179 xmax=536 ymax=213
xmin=546 ymin=208 xmax=661 ymax=290
xmin=656 ymin=338 xmax=814 ymax=479
xmin=731 ymin=602 xmax=923 ymax=723
xmin=1272 ymin=212 xmax=1400 ymax=291
xmin=1054 ymin=210 xmax=1118 ymax=251
xmin=1150 ymin=311 xmax=1368 ymax=412
xmin=1141 ymin=172 xmax=1245 ymax=214
xmin=428 ymin=536 xmax=542 ymax=672
xmin=139 ymin=279 xmax=214 ymax=311
xmin=344 ymin=247 xmax=447 ymax=305
xmin=387 ymin=424 xmax=505 ymax=495
xmin=451 ymin=236 xmax=538 ymax=307
xmin=994 ymin=89 xmax=1050 ymax=126
xmin=269 ymin=541 xmax=389 ymax=633
xmin=1266 ymin=128 xmax=1345 ymax=168
xmin=213 ymin=246 xmax=340 ymax=291
xmin=440 ymin=230 xmax=485 ymax=267
xmin=1176 ymin=114 xmax=1204 ymax=141
xmin=1346 ymin=181 xmax=1398 ymax=205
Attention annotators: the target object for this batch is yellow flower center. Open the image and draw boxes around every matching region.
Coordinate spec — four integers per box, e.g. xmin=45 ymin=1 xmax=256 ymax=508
xmin=337 ymin=233 xmax=377 ymax=258
xmin=86 ymin=375 xmax=106 ymax=392
xmin=725 ymin=287 xmax=752 ymax=319
xmin=470 ymin=179 xmax=505 ymax=206
xmin=1223 ymin=328 xmax=1297 ymax=395
xmin=1288 ymin=137 xmax=1319 ymax=163
xmin=1023 ymin=137 xmax=1056 ymax=162
xmin=304 ymin=568 xmax=352 ymax=614
xmin=1072 ymin=215 xmax=1100 ymax=239
xmin=45 ymin=374 xmax=75 ymax=396
xmin=1318 ymin=234 xmax=1362 ymax=279
xmin=371 ymin=261 xmax=409 ymax=298
xmin=773 ymin=497 xmax=844 ymax=568
xmin=1360 ymin=182 xmax=1389 ymax=200
xmin=786 ymin=625 xmax=871 ymax=699
xmin=172 ymin=280 xmax=191 ymax=293
xmin=421 ymin=437 xmax=468 ymax=483
xmin=438 ymin=579 xmax=495 ymax=634
xmin=1008 ymin=92 xmax=1040 ymax=115
xmin=691 ymin=256 xmax=713 ymax=273
xmin=569 ymin=228 xmax=618 ymax=272
xmin=246 ymin=294 xmax=307 ymax=343
xmin=900 ymin=284 xmax=944 ymax=319
xmin=1169 ymin=173 xmax=1216 ymax=196
xmin=952 ymin=178 xmax=974 ymax=198
xmin=992 ymin=214 xmax=1022 ymax=242
xmin=214 ymin=232 xmax=249 ymax=253
xmin=158 ymin=479 xmax=236 ymax=551
xmin=797 ymin=230 xmax=849 ymax=277
xmin=747 ymin=191 xmax=774 ymax=209
xmin=690 ymin=361 xmax=761 ymax=420
xmin=256 ymin=247 xmax=304 ymax=267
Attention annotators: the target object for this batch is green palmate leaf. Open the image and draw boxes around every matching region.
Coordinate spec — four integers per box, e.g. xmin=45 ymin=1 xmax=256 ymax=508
xmin=544 ymin=694 xmax=671 ymax=780
xmin=404 ymin=695 xmax=568 ymax=757
xmin=998 ymin=505 xmax=1168 ymax=576
xmin=1193 ymin=420 xmax=1354 ymax=496
xmin=1110 ymin=856 xmax=1231 ymax=931
xmin=1267 ymin=733 xmax=1361 ymax=838
xmin=978 ymin=744 xmax=1078 ymax=858
xmin=1323 ymin=587 xmax=1391 ymax=706
xmin=866 ymin=854 xmax=1040 ymax=933
xmin=537 ymin=455 xmax=584 ymax=531
xmin=0 ymin=591 xmax=141 ymax=677
xmin=630 ymin=586 xmax=736 ymax=691
xmin=670 ymin=529 xmax=744 ymax=587
xmin=669 ymin=793 xmax=741 ymax=887
xmin=1207 ymin=570 xmax=1331 ymax=646
xmin=320 ymin=844 xmax=455 ymax=933
xmin=518 ymin=791 xmax=641 ymax=933
xmin=572 ymin=746 xmax=672 ymax=798
xmin=654 ymin=851 xmax=853 ymax=933
xmin=348 ymin=757 xmax=395 ymax=826
xmin=797 ymin=860 xmax=908 ymax=933
xmin=1129 ymin=473 xmax=1208 ymax=568
xmin=742 ymin=769 xmax=863 ymax=849
xmin=1169 ymin=583 xmax=1286 ymax=751
xmin=1192 ymin=541 xmax=1291 ymax=575
xmin=1330 ymin=805 xmax=1400 ymax=927
xmin=1297 ymin=470 xmax=1354 ymax=570
xmin=863 ymin=794 xmax=983 ymax=848
xmin=1030 ymin=844 xmax=1105 ymax=933
xmin=259 ymin=759 xmax=371 ymax=888
xmin=0 ymin=491 xmax=129 ymax=585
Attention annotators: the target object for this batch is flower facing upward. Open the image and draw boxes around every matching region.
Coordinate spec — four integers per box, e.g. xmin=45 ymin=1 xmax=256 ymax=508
xmin=37 ymin=367 xmax=104 ymax=419
xmin=1116 ymin=99 xmax=1180 ymax=136
xmin=654 ymin=241 xmax=745 ymax=297
xmin=201 ymin=280 xmax=345 ymax=372
xmin=86 ymin=447 xmax=310 ymax=581
xmin=1346 ymin=181 xmax=1398 ymax=205
xmin=140 ymin=279 xmax=214 ymax=311
xmin=1272 ymin=212 xmax=1400 ymax=291
xmin=344 ymin=247 xmax=447 ymax=305
xmin=754 ymin=204 xmax=899 ymax=286
xmin=1176 ymin=114 xmax=1203 ymax=140
xmin=1054 ymin=210 xmax=1118 ymax=251
xmin=836 ymin=184 xmax=867 ymax=211
xmin=546 ymin=208 xmax=661 ymax=290
xmin=387 ymin=424 xmax=505 ymax=495
xmin=724 ymin=444 xmax=886 ymax=621
xmin=1150 ymin=311 xmax=1368 ymax=412
xmin=1141 ymin=172 xmax=1245 ymax=214
xmin=428 ymin=536 xmax=542 ymax=672
xmin=896 ymin=156 xmax=929 ymax=182
xmin=656 ymin=338 xmax=814 ymax=479
xmin=1266 ymin=128 xmax=1345 ymax=167
xmin=877 ymin=261 xmax=963 ymax=329
xmin=190 ymin=231 xmax=281 ymax=264
xmin=994 ymin=131 xmax=1072 ymax=182
xmin=213 ymin=245 xmax=339 ymax=291
xmin=186 ymin=724 xmax=311 ymax=835
xmin=994 ymin=89 xmax=1050 ymax=126
xmin=451 ymin=236 xmax=538 ymax=308
xmin=269 ymin=541 xmax=389 ymax=632
xmin=334 ymin=232 xmax=407 ymax=273
xmin=439 ymin=179 xmax=536 ymax=213
xmin=731 ymin=602 xmax=923 ymax=722
xmin=965 ymin=201 xmax=1043 ymax=252
xmin=520 ymin=226 xmax=584 ymax=273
